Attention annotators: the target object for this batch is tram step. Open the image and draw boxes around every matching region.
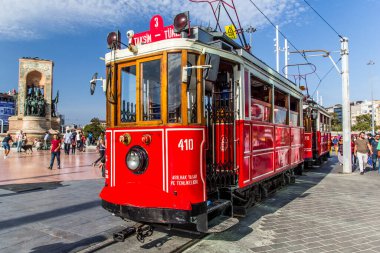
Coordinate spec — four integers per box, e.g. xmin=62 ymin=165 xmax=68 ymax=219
xmin=208 ymin=215 xmax=239 ymax=233
xmin=207 ymin=199 xmax=232 ymax=214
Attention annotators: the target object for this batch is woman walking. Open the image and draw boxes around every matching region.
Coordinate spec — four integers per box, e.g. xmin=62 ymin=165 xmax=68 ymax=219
xmin=2 ymin=133 xmax=13 ymax=159
xmin=92 ymin=139 xmax=105 ymax=167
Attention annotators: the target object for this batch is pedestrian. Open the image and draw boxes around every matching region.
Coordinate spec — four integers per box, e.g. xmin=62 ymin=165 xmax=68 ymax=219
xmin=354 ymin=131 xmax=373 ymax=175
xmin=370 ymin=133 xmax=380 ymax=171
xmin=92 ymin=139 xmax=105 ymax=167
xmin=76 ymin=130 xmax=81 ymax=151
xmin=16 ymin=130 xmax=23 ymax=152
xmin=63 ymin=130 xmax=72 ymax=155
xmin=338 ymin=137 xmax=344 ymax=165
xmin=22 ymin=133 xmax=28 ymax=145
xmin=81 ymin=134 xmax=86 ymax=152
xmin=71 ymin=129 xmax=77 ymax=154
xmin=351 ymin=135 xmax=357 ymax=167
xmin=332 ymin=137 xmax=338 ymax=155
xmin=48 ymin=134 xmax=61 ymax=170
xmin=2 ymin=133 xmax=13 ymax=159
xmin=43 ymin=131 xmax=50 ymax=150
xmin=88 ymin=132 xmax=93 ymax=145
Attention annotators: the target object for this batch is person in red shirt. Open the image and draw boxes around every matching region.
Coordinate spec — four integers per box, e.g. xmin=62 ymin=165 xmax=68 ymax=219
xmin=48 ymin=134 xmax=61 ymax=170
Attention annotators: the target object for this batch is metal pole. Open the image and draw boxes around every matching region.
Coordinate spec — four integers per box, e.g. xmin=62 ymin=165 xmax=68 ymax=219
xmin=341 ymin=37 xmax=352 ymax=174
xmin=284 ymin=39 xmax=288 ymax=78
xmin=275 ymin=25 xmax=279 ymax=72
xmin=0 ymin=119 xmax=3 ymax=133
xmin=367 ymin=60 xmax=375 ymax=135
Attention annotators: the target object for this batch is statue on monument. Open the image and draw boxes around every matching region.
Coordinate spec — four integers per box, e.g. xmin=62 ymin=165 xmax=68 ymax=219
xmin=51 ymin=90 xmax=59 ymax=117
xmin=24 ymin=83 xmax=47 ymax=117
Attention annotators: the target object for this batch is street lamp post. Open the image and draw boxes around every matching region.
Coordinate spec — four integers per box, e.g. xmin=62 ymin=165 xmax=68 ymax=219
xmin=367 ymin=60 xmax=375 ymax=135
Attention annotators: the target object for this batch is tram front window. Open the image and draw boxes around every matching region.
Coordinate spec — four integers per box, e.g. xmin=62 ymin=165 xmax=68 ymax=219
xmin=168 ymin=53 xmax=182 ymax=123
xmin=141 ymin=59 xmax=161 ymax=121
xmin=120 ymin=65 xmax=137 ymax=123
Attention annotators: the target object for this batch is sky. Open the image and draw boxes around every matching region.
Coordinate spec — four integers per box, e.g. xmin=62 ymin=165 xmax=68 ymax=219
xmin=0 ymin=0 xmax=379 ymax=126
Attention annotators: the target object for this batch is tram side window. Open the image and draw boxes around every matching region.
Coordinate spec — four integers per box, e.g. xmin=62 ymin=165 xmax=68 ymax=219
xmin=120 ymin=65 xmax=136 ymax=123
xmin=168 ymin=53 xmax=182 ymax=123
xmin=289 ymin=96 xmax=299 ymax=126
xmin=141 ymin=60 xmax=161 ymax=121
xmin=251 ymin=76 xmax=271 ymax=122
xmin=274 ymin=89 xmax=288 ymax=125
xmin=187 ymin=54 xmax=198 ymax=123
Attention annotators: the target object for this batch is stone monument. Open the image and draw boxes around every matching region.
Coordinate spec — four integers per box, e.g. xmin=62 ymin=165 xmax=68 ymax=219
xmin=8 ymin=57 xmax=60 ymax=140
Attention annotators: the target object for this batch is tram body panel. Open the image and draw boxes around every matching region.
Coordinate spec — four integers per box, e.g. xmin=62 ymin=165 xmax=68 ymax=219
xmin=100 ymin=127 xmax=206 ymax=212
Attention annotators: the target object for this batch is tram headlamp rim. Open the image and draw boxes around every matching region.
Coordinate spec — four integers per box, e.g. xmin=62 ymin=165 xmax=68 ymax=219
xmin=125 ymin=146 xmax=148 ymax=174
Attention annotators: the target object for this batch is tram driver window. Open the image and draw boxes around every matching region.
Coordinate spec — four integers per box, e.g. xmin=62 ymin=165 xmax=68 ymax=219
xmin=168 ymin=53 xmax=182 ymax=123
xmin=274 ymin=89 xmax=288 ymax=125
xmin=120 ymin=65 xmax=136 ymax=123
xmin=141 ymin=59 xmax=161 ymax=121
xmin=187 ymin=54 xmax=198 ymax=123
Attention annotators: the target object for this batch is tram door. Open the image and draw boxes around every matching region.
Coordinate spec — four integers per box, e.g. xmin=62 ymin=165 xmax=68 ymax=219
xmin=205 ymin=61 xmax=237 ymax=194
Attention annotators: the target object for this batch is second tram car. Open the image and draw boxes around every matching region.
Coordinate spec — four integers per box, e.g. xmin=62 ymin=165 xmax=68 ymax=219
xmin=303 ymin=100 xmax=332 ymax=167
xmin=97 ymin=13 xmax=327 ymax=232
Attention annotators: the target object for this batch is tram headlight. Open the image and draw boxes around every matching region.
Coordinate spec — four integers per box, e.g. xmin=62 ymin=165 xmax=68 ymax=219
xmin=126 ymin=146 xmax=148 ymax=174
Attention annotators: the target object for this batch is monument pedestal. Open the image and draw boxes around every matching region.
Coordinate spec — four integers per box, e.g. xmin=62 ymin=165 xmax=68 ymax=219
xmin=9 ymin=116 xmax=61 ymax=140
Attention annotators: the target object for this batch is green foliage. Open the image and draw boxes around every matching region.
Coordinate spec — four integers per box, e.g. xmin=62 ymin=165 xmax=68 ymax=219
xmin=352 ymin=114 xmax=371 ymax=131
xmin=83 ymin=118 xmax=104 ymax=141
xmin=331 ymin=112 xmax=342 ymax=131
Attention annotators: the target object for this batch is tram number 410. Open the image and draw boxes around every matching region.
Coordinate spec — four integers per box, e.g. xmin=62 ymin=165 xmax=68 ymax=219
xmin=178 ymin=139 xmax=194 ymax=151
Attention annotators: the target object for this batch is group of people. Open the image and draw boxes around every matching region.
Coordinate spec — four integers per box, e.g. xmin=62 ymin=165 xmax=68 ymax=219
xmin=62 ymin=129 xmax=87 ymax=155
xmin=336 ymin=132 xmax=380 ymax=175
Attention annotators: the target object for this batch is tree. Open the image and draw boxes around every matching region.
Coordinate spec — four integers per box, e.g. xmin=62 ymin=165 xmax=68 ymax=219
xmin=83 ymin=118 xmax=104 ymax=142
xmin=331 ymin=112 xmax=342 ymax=131
xmin=352 ymin=114 xmax=371 ymax=131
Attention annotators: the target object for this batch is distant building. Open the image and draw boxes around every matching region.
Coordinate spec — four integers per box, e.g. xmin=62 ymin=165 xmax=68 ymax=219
xmin=0 ymin=93 xmax=16 ymax=132
xmin=326 ymin=104 xmax=342 ymax=123
xmin=350 ymin=100 xmax=380 ymax=126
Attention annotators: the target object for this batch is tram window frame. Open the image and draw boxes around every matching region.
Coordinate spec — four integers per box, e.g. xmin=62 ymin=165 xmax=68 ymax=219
xmin=167 ymin=52 xmax=182 ymax=124
xmin=140 ymin=57 xmax=162 ymax=122
xmin=274 ymin=88 xmax=288 ymax=125
xmin=118 ymin=63 xmax=137 ymax=124
xmin=250 ymin=75 xmax=272 ymax=122
xmin=289 ymin=96 xmax=299 ymax=126
xmin=186 ymin=53 xmax=199 ymax=124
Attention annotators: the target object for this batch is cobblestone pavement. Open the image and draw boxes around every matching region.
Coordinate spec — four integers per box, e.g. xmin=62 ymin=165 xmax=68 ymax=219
xmin=186 ymin=157 xmax=380 ymax=253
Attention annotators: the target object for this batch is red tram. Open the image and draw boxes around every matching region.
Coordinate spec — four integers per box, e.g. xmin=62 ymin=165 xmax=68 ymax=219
xmin=96 ymin=13 xmax=329 ymax=232
xmin=303 ymin=100 xmax=332 ymax=167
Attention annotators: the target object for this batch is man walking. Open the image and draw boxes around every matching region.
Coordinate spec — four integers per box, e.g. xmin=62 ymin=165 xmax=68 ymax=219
xmin=48 ymin=134 xmax=61 ymax=169
xmin=43 ymin=131 xmax=50 ymax=150
xmin=354 ymin=131 xmax=373 ymax=175
xmin=370 ymin=133 xmax=380 ymax=171
xmin=2 ymin=133 xmax=13 ymax=159
xmin=63 ymin=130 xmax=72 ymax=155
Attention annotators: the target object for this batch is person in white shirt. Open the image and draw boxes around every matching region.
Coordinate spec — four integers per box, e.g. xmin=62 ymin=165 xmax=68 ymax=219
xmin=43 ymin=132 xmax=50 ymax=150
xmin=16 ymin=130 xmax=23 ymax=152
xmin=63 ymin=130 xmax=72 ymax=155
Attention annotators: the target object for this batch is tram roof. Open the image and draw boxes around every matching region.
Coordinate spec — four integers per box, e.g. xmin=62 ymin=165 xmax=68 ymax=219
xmin=105 ymin=26 xmax=303 ymax=97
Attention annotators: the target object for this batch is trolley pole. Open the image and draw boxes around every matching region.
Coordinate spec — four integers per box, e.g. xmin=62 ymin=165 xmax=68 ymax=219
xmin=341 ymin=37 xmax=352 ymax=174
xmin=275 ymin=25 xmax=279 ymax=72
xmin=284 ymin=39 xmax=288 ymax=78
xmin=367 ymin=60 xmax=375 ymax=135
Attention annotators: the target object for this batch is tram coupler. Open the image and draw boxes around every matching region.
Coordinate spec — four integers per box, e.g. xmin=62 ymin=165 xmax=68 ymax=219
xmin=136 ymin=224 xmax=154 ymax=243
xmin=113 ymin=227 xmax=136 ymax=242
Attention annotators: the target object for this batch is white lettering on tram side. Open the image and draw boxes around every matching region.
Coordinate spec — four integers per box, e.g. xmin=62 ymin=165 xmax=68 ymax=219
xmin=170 ymin=174 xmax=199 ymax=186
xmin=178 ymin=139 xmax=194 ymax=151
xmin=133 ymin=34 xmax=152 ymax=45
xmin=164 ymin=27 xmax=180 ymax=39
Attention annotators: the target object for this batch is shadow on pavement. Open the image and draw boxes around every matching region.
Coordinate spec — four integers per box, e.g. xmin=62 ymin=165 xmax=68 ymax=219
xmin=0 ymin=200 xmax=100 ymax=231
xmin=207 ymin=156 xmax=338 ymax=242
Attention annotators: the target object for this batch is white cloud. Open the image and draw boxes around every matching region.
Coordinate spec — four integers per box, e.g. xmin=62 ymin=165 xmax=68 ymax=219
xmin=0 ymin=0 xmax=306 ymax=40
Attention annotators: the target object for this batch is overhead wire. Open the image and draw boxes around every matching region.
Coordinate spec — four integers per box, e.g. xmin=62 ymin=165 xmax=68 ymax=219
xmin=248 ymin=0 xmax=322 ymax=83
xmin=303 ymin=0 xmax=343 ymax=39
xmin=311 ymin=57 xmax=342 ymax=98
